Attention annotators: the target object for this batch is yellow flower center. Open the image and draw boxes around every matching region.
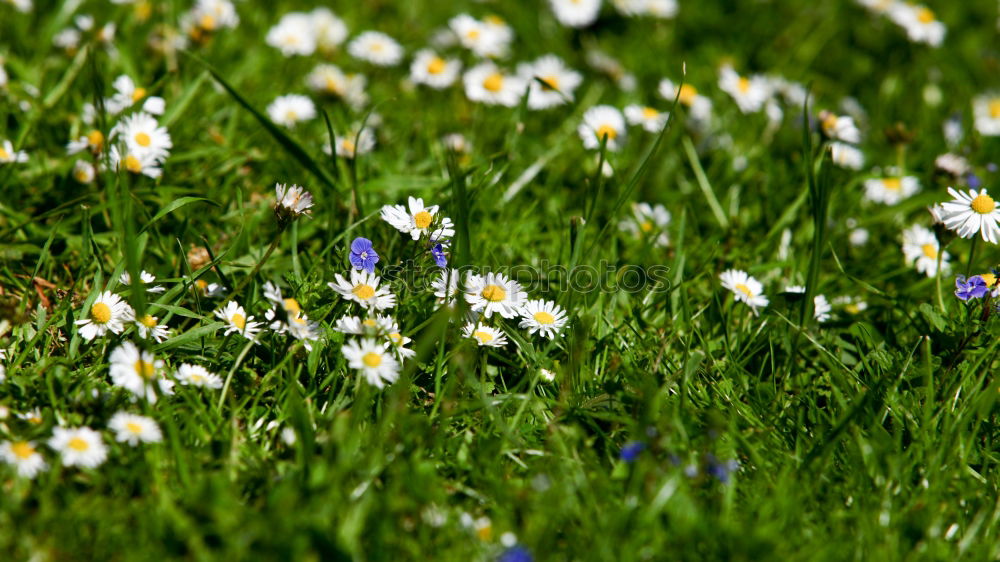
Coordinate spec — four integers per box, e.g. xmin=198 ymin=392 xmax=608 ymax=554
xmin=413 ymin=211 xmax=434 ymax=229
xmin=134 ymin=132 xmax=152 ymax=147
xmin=341 ymin=139 xmax=356 ymax=154
xmin=846 ymin=304 xmax=860 ymax=314
xmin=131 ymin=87 xmax=147 ymax=102
xmin=882 ymin=178 xmax=901 ymax=190
xmin=466 ymin=29 xmax=480 ymax=41
xmin=285 ymin=110 xmax=298 ymax=122
xmin=195 ymin=279 xmax=208 ymax=290
xmin=68 ymin=437 xmax=90 ymax=452
xmin=87 ymin=129 xmax=105 ymax=149
xmin=362 ymin=318 xmax=377 ymax=327
xmin=324 ymin=77 xmax=344 ymax=94
xmin=533 ymin=311 xmax=555 ymax=325
xmin=427 ymin=57 xmax=446 ymax=75
xmin=678 ymin=84 xmax=697 ymax=106
xmin=389 ymin=333 xmax=403 ymax=345
xmin=483 ymin=73 xmax=504 ymax=93
xmin=971 ymin=194 xmax=996 ymax=214
xmin=352 ymin=284 xmax=375 ymax=300
xmin=737 ymin=77 xmax=751 ymax=93
xmin=981 ymin=273 xmax=997 ymax=286
xmin=989 ymin=99 xmax=1000 ymax=119
xmin=74 ymin=166 xmax=91 ymax=182
xmin=734 ymin=283 xmax=753 ymax=297
xmin=642 ymin=107 xmax=659 ymax=119
xmin=231 ymin=313 xmax=246 ymax=330
xmin=134 ymin=360 xmax=156 ymax=379
xmin=139 ymin=314 xmax=157 ymax=328
xmin=200 ymin=14 xmax=217 ymax=31
xmin=916 ymin=7 xmax=935 ymax=23
xmin=640 ymin=221 xmax=654 ymax=233
xmin=921 ymin=243 xmax=937 ymax=259
xmin=540 ymin=75 xmax=560 ymax=91
xmin=91 ymin=302 xmax=112 ymax=324
xmin=473 ymin=330 xmax=494 ymax=343
xmin=362 ymin=352 xmax=382 ymax=367
xmin=126 ymin=422 xmax=143 ymax=434
xmin=124 ymin=154 xmax=143 ymax=173
xmin=11 ymin=442 xmax=34 ymax=460
xmin=596 ymin=125 xmax=617 ymax=141
xmin=484 ymin=15 xmax=505 ymax=25
xmin=482 ymin=284 xmax=507 ymax=302
xmin=283 ymin=298 xmax=301 ymax=314
xmin=189 ymin=374 xmax=205 ymax=383
xmin=0 ymin=147 xmax=8 ymax=160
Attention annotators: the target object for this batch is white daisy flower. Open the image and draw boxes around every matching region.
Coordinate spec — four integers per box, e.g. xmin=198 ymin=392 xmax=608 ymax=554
xmin=0 ymin=139 xmax=28 ymax=164
xmin=134 ymin=314 xmax=170 ymax=343
xmin=448 ymin=14 xmax=509 ymax=58
xmin=193 ymin=279 xmax=225 ymax=298
xmin=108 ymin=412 xmax=162 ymax=446
xmin=518 ymin=299 xmax=569 ymax=339
xmin=614 ymin=0 xmax=678 ymax=17
xmin=109 ymin=145 xmax=163 ymax=178
xmin=111 ymin=112 xmax=172 ymax=161
xmin=833 ymin=295 xmax=868 ymax=315
xmin=783 ymin=286 xmax=832 ymax=323
xmin=53 ymin=28 xmax=81 ymax=50
xmin=329 ymin=270 xmax=396 ymax=311
xmin=432 ymin=269 xmax=461 ymax=306
xmin=275 ymin=183 xmax=314 ymax=218
xmin=463 ymin=62 xmax=526 ymax=107
xmin=341 ymin=338 xmax=399 ymax=388
xmin=973 ymin=94 xmax=1000 ymax=137
xmin=215 ymin=301 xmax=263 ymax=341
xmin=863 ymin=176 xmax=919 ymax=205
xmin=348 ymin=31 xmax=404 ymax=66
xmin=186 ymin=0 xmax=239 ymax=33
xmin=462 ymin=322 xmax=509 ymax=347
xmin=109 ymin=341 xmax=174 ymax=402
xmin=517 ymin=55 xmax=583 ymax=110
xmin=262 ymin=282 xmax=320 ymax=349
xmin=719 ymin=269 xmax=769 ymax=315
xmin=410 ymin=49 xmax=462 ymax=89
xmin=578 ymin=105 xmax=626 ymax=151
xmin=658 ymin=78 xmax=712 ymax=123
xmin=619 ymin=202 xmax=670 ymax=246
xmin=76 ymin=291 xmax=133 ymax=341
xmin=6 ymin=0 xmax=32 ymax=13
xmin=849 ymin=227 xmax=870 ymax=246
xmin=549 ymin=0 xmax=602 ymax=28
xmin=107 ymin=75 xmax=165 ymax=115
xmin=67 ymin=129 xmax=105 ymax=155
xmin=267 ymin=95 xmax=316 ymax=128
xmin=332 ymin=128 xmax=377 ymax=159
xmin=380 ymin=197 xmax=456 ymax=241
xmin=311 ymin=7 xmax=348 ymax=51
xmin=72 ymin=160 xmax=96 ymax=183
xmin=176 ymin=363 xmax=223 ymax=389
xmin=624 ymin=104 xmax=669 ymax=133
xmin=819 ymin=111 xmax=861 ymax=144
xmin=306 ymin=64 xmax=369 ymax=108
xmin=902 ymin=224 xmax=950 ymax=277
xmin=0 ymin=440 xmax=47 ymax=478
xmin=383 ymin=319 xmax=416 ymax=361
xmin=48 ymin=426 xmax=108 ymax=468
xmin=828 ymin=142 xmax=865 ymax=170
xmin=940 ymin=187 xmax=1000 ymax=243
xmin=333 ymin=314 xmax=394 ymax=335
xmin=17 ymin=408 xmax=43 ymax=425
xmin=464 ymin=272 xmax=527 ymax=319
xmin=718 ymin=65 xmax=771 ymax=114
xmin=266 ymin=12 xmax=317 ymax=56
xmin=935 ymin=153 xmax=970 ymax=177
xmin=888 ymin=3 xmax=945 ymax=47
xmin=120 ymin=270 xmax=165 ymax=293
xmin=442 ymin=133 xmax=471 ymax=154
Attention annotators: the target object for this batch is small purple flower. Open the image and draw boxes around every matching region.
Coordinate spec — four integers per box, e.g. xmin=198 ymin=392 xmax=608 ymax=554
xmin=498 ymin=546 xmax=533 ymax=562
xmin=431 ymin=243 xmax=448 ymax=268
xmin=620 ymin=441 xmax=645 ymax=462
xmin=967 ymin=173 xmax=982 ymax=189
xmin=955 ymin=275 xmax=988 ymax=301
xmin=349 ymin=237 xmax=379 ymax=273
xmin=706 ymin=454 xmax=740 ymax=484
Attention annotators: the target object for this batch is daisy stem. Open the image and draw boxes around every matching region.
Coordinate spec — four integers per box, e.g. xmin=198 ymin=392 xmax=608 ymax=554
xmin=935 ymin=251 xmax=946 ymax=312
xmin=232 ymin=229 xmax=284 ymax=297
xmin=965 ymin=237 xmax=979 ymax=277
xmin=217 ymin=339 xmax=255 ymax=412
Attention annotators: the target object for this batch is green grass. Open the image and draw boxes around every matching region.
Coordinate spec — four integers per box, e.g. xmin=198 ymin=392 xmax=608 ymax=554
xmin=2 ymin=0 xmax=1000 ymax=560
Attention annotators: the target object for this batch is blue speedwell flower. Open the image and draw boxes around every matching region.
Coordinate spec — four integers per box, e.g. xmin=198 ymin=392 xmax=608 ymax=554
xmin=498 ymin=546 xmax=533 ymax=562
xmin=706 ymin=454 xmax=740 ymax=484
xmin=955 ymin=275 xmax=988 ymax=301
xmin=620 ymin=441 xmax=645 ymax=462
xmin=349 ymin=238 xmax=379 ymax=273
xmin=431 ymin=242 xmax=448 ymax=268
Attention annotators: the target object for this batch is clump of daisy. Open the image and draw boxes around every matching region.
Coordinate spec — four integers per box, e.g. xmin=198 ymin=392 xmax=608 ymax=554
xmin=274 ymin=183 xmax=314 ymax=225
xmin=465 ymin=272 xmax=527 ymax=319
xmin=67 ymin=128 xmax=105 ymax=156
xmin=0 ymin=139 xmax=28 ymax=164
xmin=518 ymin=300 xmax=569 ymax=339
xmin=180 ymin=0 xmax=240 ymax=44
xmin=311 ymin=8 xmax=348 ymax=53
xmin=448 ymin=14 xmax=511 ymax=58
xmin=973 ymin=94 xmax=1000 ymax=137
xmin=411 ymin=50 xmax=462 ymax=90
xmin=48 ymin=426 xmax=108 ymax=469
xmin=659 ymin=78 xmax=712 ymax=124
xmin=784 ymin=286 xmax=832 ymax=323
xmin=887 ymin=3 xmax=945 ymax=47
xmin=719 ymin=269 xmax=769 ymax=315
xmin=718 ymin=65 xmax=771 ymax=114
xmin=176 ymin=363 xmax=223 ymax=389
xmin=381 ymin=197 xmax=456 ymax=241
xmin=76 ymin=291 xmax=133 ymax=341
xmin=108 ymin=412 xmax=162 ymax=446
xmin=262 ymin=282 xmax=320 ymax=350
xmin=347 ymin=31 xmax=404 ymax=67
xmin=106 ymin=75 xmax=165 ymax=116
xmin=619 ymin=202 xmax=670 ymax=247
xmin=819 ymin=110 xmax=861 ymax=144
xmin=109 ymin=342 xmax=174 ymax=402
xmin=828 ymin=142 xmax=864 ymax=170
xmin=306 ymin=64 xmax=369 ymax=109
xmin=549 ymin=0 xmax=602 ymax=28
xmin=578 ymin=105 xmax=627 ymax=152
xmin=341 ymin=338 xmax=399 ymax=388
xmin=329 ymin=270 xmax=397 ymax=311
xmin=864 ymin=175 xmax=919 ymax=205
xmin=902 ymin=224 xmax=950 ymax=277
xmin=463 ymin=322 xmax=509 ymax=347
xmin=939 ymin=187 xmax=1000 ymax=243
xmin=625 ymin=104 xmax=669 ymax=133
xmin=120 ymin=270 xmax=165 ymax=293
xmin=266 ymin=12 xmax=317 ymax=56
xmin=463 ymin=62 xmax=526 ymax=107
xmin=267 ymin=95 xmax=316 ymax=128
xmin=216 ymin=301 xmax=262 ymax=341
xmin=517 ymin=55 xmax=583 ymax=110
xmin=0 ymin=440 xmax=47 ymax=478
xmin=332 ymin=127 xmax=377 ymax=159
